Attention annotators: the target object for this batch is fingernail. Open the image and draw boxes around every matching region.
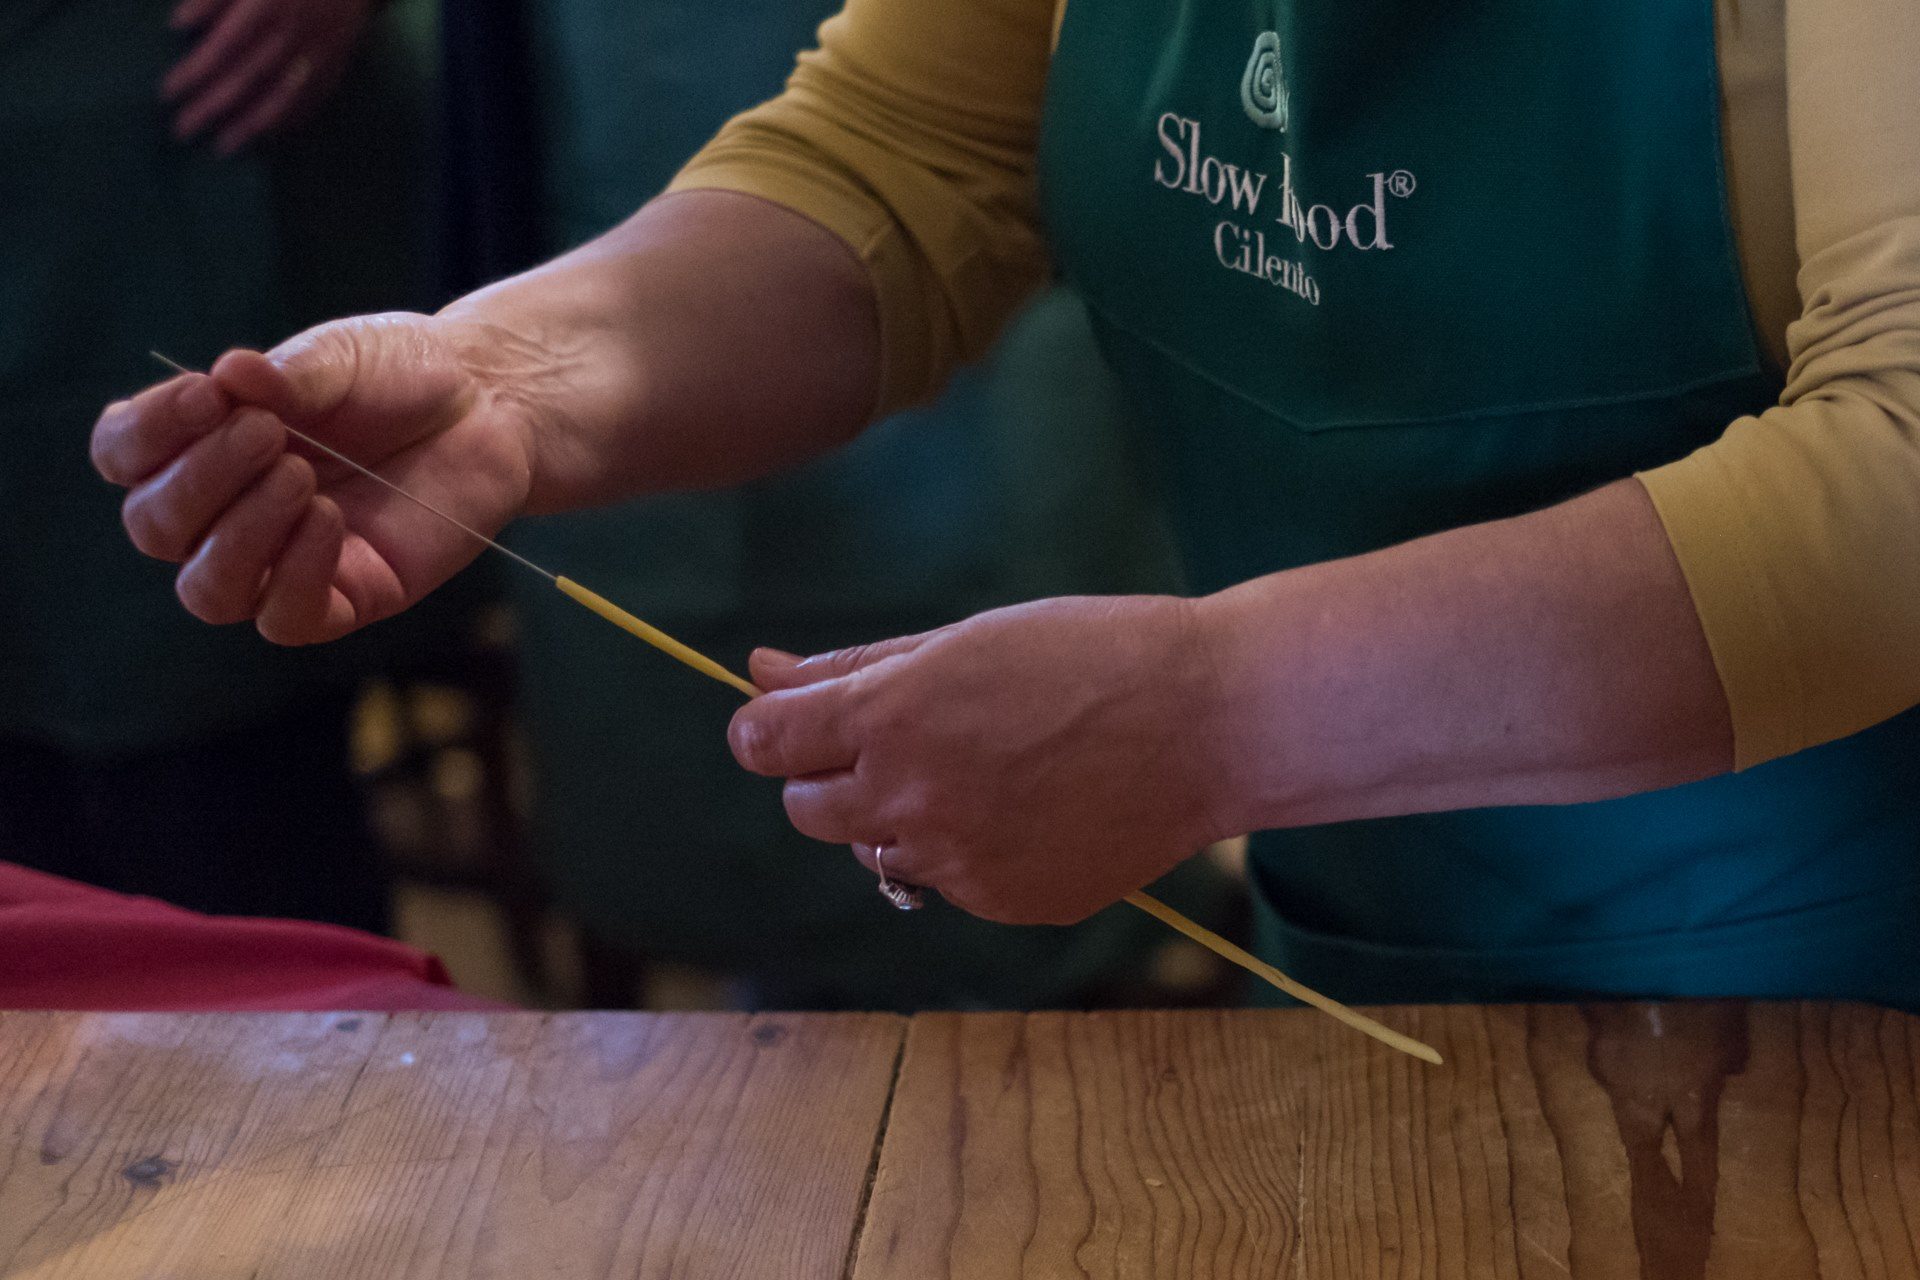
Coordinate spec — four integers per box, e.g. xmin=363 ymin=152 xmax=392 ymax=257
xmin=728 ymin=716 xmax=767 ymax=765
xmin=178 ymin=378 xmax=223 ymax=428
xmin=756 ymin=648 xmax=802 ymax=671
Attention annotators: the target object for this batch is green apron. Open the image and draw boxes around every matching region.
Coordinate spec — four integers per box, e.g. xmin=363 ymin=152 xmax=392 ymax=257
xmin=1040 ymin=0 xmax=1920 ymax=1006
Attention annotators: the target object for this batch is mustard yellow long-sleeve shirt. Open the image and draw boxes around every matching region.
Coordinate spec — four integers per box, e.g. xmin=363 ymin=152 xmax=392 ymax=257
xmin=673 ymin=0 xmax=1920 ymax=770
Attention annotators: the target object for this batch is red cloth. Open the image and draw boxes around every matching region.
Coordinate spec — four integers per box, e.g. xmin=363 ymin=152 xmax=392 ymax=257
xmin=0 ymin=861 xmax=507 ymax=1012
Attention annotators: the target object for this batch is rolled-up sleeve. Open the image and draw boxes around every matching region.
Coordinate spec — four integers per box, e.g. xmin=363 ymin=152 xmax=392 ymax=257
xmin=669 ymin=0 xmax=1058 ymax=417
xmin=1638 ymin=0 xmax=1920 ymax=768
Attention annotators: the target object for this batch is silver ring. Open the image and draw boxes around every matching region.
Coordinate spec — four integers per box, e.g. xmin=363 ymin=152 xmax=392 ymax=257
xmin=873 ymin=844 xmax=924 ymax=911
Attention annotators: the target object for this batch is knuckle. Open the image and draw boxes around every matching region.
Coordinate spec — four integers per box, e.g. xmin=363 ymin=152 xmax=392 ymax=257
xmin=863 ymin=686 xmax=921 ymax=745
xmin=351 ymin=579 xmax=408 ymax=630
xmin=801 ymin=647 xmax=858 ymax=683
xmin=781 ymin=784 xmax=835 ymax=841
xmin=271 ymin=453 xmax=317 ymax=503
xmin=175 ymin=567 xmax=248 ymax=625
xmin=224 ymin=409 xmax=281 ymax=462
xmin=883 ymin=777 xmax=938 ymax=832
xmin=122 ymin=490 xmax=186 ymax=561
xmin=273 ymin=319 xmax=361 ymax=394
xmin=255 ymin=614 xmax=299 ymax=647
xmin=257 ymin=600 xmax=324 ymax=647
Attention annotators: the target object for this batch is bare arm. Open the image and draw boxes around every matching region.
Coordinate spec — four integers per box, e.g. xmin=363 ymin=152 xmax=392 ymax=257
xmin=89 ymin=189 xmax=883 ymax=643
xmin=447 ymin=189 xmax=882 ymax=509
xmin=90 ymin=0 xmax=1048 ymax=646
xmin=726 ymin=477 xmax=1733 ymax=925
xmin=1197 ymin=479 xmax=1732 ymax=835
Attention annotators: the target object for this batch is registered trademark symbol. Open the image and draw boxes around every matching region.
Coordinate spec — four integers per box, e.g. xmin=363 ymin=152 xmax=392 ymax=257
xmin=1387 ymin=170 xmax=1417 ymax=198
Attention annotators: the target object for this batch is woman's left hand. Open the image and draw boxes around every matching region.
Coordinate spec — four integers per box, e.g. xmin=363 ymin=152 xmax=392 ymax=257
xmin=162 ymin=0 xmax=373 ymax=155
xmin=728 ymin=596 xmax=1233 ymax=925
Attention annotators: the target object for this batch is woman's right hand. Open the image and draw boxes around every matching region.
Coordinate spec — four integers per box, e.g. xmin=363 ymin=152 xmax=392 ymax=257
xmin=91 ymin=313 xmax=550 ymax=645
xmin=92 ymin=190 xmax=886 ymax=647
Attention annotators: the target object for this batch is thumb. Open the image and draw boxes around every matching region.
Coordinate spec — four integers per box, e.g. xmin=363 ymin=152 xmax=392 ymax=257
xmin=210 ymin=323 xmax=358 ymax=425
xmin=210 ymin=311 xmax=444 ymax=426
xmin=751 ymin=629 xmax=939 ymax=691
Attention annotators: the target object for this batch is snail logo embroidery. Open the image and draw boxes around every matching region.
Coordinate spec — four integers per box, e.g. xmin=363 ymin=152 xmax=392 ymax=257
xmin=1148 ymin=23 xmax=1416 ymax=306
xmin=1241 ymin=31 xmax=1288 ymax=130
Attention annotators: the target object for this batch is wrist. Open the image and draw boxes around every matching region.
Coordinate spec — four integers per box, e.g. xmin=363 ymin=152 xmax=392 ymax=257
xmin=431 ymin=297 xmax=609 ymax=518
xmin=1179 ymin=589 xmax=1280 ymax=844
xmin=1189 ymin=573 xmax=1343 ymax=835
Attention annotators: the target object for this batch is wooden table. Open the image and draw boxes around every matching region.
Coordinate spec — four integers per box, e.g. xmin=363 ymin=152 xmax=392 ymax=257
xmin=2 ymin=1003 xmax=1917 ymax=1279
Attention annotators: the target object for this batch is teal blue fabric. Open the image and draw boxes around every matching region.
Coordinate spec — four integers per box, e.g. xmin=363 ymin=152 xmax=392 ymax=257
xmin=511 ymin=0 xmax=1213 ymax=1007
xmin=1040 ymin=0 xmax=1920 ymax=1007
xmin=0 ymin=0 xmax=442 ymax=755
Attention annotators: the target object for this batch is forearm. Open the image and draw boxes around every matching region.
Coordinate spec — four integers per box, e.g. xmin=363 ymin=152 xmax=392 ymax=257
xmin=1197 ymin=478 xmax=1734 ymax=833
xmin=439 ymin=189 xmax=881 ymax=512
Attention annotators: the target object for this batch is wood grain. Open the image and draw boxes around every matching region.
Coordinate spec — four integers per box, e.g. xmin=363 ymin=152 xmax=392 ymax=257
xmin=0 ymin=1010 xmax=903 ymax=1280
xmin=852 ymin=1004 xmax=1920 ymax=1280
xmin=7 ymin=1004 xmax=1920 ymax=1280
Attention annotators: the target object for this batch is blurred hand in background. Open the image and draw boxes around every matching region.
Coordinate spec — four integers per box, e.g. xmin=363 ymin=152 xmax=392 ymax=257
xmin=0 ymin=0 xmax=438 ymax=935
xmin=162 ymin=0 xmax=373 ymax=154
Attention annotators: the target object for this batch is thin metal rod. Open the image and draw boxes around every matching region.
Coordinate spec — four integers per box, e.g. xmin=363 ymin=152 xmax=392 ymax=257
xmin=147 ymin=358 xmax=1442 ymax=1064
xmin=150 ymin=352 xmax=555 ymax=583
